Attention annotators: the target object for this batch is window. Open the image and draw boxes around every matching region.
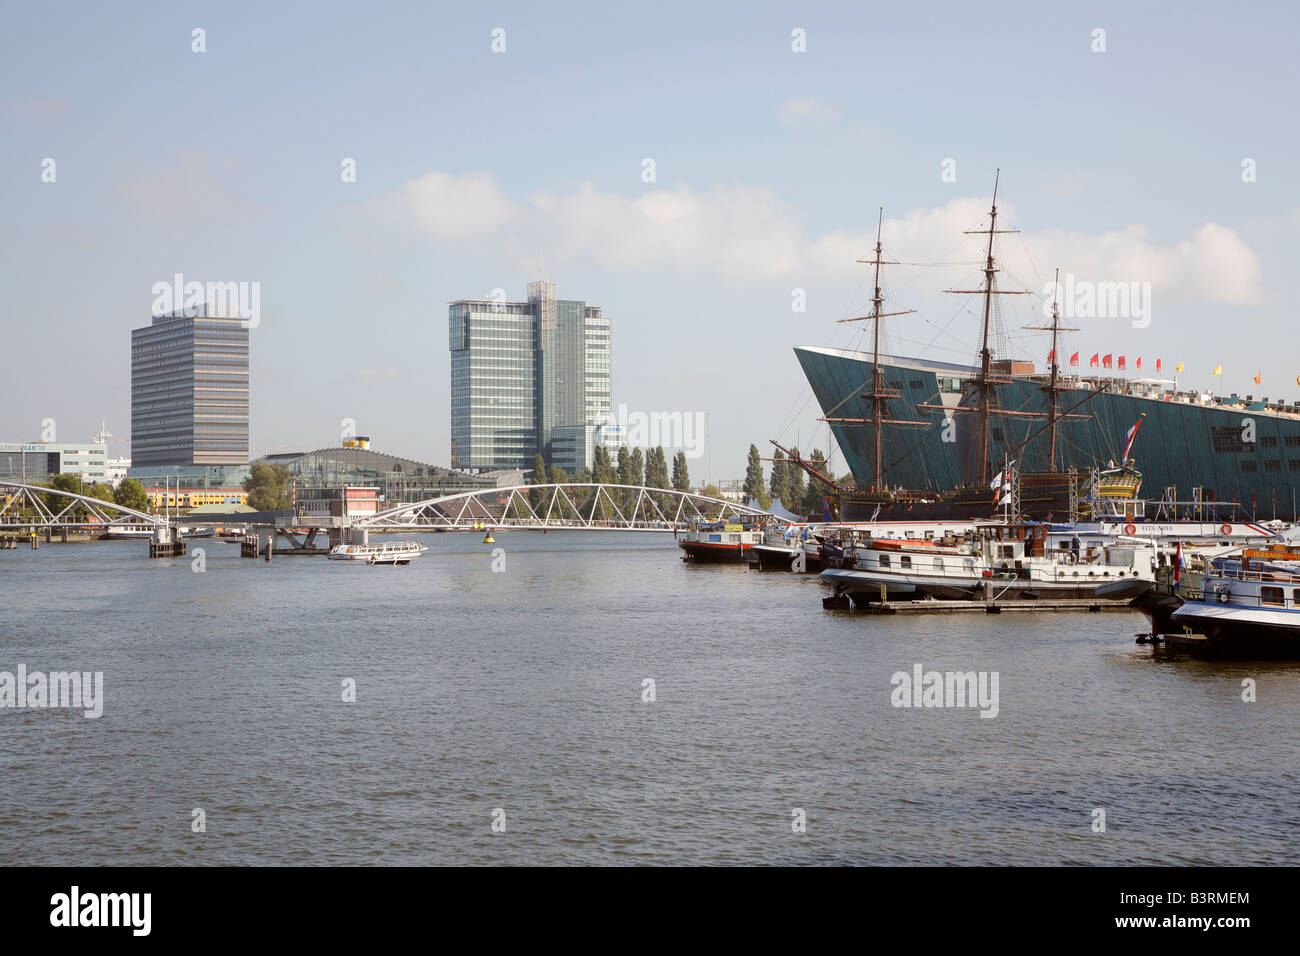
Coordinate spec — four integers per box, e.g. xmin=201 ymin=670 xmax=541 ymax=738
xmin=1211 ymin=426 xmax=1252 ymax=453
xmin=1262 ymin=436 xmax=1278 ymax=447
xmin=900 ymin=555 xmax=912 ymax=568
xmin=933 ymin=558 xmax=945 ymax=571
xmin=909 ymin=379 xmax=925 ymax=390
xmin=1261 ymin=586 xmax=1284 ymax=606
xmin=879 ymin=554 xmax=891 ymax=567
xmin=1266 ymin=460 xmax=1281 ymax=472
xmin=1241 ymin=460 xmax=1258 ymax=472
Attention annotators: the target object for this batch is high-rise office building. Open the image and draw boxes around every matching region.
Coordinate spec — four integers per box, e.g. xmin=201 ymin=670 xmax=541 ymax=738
xmin=130 ymin=305 xmax=250 ymax=470
xmin=449 ymin=282 xmax=612 ymax=473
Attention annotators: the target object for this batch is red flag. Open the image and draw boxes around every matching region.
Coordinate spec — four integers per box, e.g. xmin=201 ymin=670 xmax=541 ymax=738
xmin=1254 ymin=371 xmax=1262 ymax=385
xmin=1090 ymin=353 xmax=1099 ymax=368
xmin=1047 ymin=349 xmax=1056 ymax=364
xmin=1136 ymin=356 xmax=1142 ymax=370
xmin=1103 ymin=354 xmax=1113 ymax=369
xmin=1070 ymin=351 xmax=1079 ymax=367
xmin=1118 ymin=355 xmax=1127 ymax=370
xmin=1156 ymin=358 xmax=1162 ymax=372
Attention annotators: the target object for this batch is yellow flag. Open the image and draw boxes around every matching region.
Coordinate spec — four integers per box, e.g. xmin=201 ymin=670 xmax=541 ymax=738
xmin=1213 ymin=365 xmax=1223 ymax=375
xmin=1175 ymin=362 xmax=1184 ymax=373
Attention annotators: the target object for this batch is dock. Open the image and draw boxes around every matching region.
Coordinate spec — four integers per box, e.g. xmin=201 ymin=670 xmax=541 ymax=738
xmin=822 ymin=595 xmax=1139 ymax=614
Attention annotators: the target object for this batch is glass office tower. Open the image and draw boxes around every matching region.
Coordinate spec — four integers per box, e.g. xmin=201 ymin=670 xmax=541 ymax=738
xmin=449 ymin=282 xmax=612 ymax=472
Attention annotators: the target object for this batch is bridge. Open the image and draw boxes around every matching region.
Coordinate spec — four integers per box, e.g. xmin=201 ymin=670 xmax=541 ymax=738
xmin=355 ymin=483 xmax=768 ymax=532
xmin=0 ymin=480 xmax=165 ymax=529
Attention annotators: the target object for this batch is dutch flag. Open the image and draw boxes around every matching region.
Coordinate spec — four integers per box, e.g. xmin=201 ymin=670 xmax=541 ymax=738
xmin=1121 ymin=415 xmax=1145 ymax=463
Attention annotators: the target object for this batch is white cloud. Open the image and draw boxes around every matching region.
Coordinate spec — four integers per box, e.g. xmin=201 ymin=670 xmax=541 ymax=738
xmin=371 ymin=170 xmax=1264 ymax=306
xmin=778 ymin=96 xmax=839 ymax=127
xmin=383 ymin=170 xmax=522 ymax=241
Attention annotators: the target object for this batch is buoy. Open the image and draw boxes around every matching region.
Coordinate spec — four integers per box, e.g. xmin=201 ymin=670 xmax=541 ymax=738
xmin=483 ymin=532 xmax=495 ymax=544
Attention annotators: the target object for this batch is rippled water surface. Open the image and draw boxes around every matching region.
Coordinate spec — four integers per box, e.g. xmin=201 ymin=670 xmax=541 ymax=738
xmin=2 ymin=532 xmax=1298 ymax=865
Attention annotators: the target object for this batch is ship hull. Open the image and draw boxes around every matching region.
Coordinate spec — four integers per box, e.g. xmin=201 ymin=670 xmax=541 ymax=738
xmin=796 ymin=346 xmax=1300 ymax=520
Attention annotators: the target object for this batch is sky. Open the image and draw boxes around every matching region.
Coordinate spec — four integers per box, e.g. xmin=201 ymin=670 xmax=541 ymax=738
xmin=3 ymin=0 xmax=1297 ymax=482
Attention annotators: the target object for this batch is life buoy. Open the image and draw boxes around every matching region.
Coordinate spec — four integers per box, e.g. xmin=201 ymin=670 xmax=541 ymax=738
xmin=1124 ymin=523 xmax=1137 ymax=535
xmin=1220 ymin=523 xmax=1232 ymax=535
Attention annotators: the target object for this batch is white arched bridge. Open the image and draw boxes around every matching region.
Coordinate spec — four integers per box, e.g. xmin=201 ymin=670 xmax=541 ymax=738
xmin=0 ymin=480 xmax=165 ymax=530
xmin=354 ymin=483 xmax=769 ymax=532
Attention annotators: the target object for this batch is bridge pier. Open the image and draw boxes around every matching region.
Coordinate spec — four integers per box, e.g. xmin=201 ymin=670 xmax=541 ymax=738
xmin=148 ymin=526 xmax=187 ymax=559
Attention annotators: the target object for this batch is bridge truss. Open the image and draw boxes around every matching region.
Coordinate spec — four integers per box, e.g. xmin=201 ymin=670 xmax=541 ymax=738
xmin=0 ymin=481 xmax=164 ymax=530
xmin=355 ymin=483 xmax=769 ymax=532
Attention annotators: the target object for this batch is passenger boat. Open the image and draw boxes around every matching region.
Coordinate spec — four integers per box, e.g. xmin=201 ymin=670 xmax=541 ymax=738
xmin=327 ymin=540 xmax=428 ymax=565
xmin=1167 ymin=545 xmax=1300 ymax=658
xmin=820 ymin=521 xmax=1156 ymax=607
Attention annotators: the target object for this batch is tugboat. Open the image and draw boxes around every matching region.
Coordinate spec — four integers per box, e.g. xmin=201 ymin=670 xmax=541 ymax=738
xmin=1167 ymin=545 xmax=1300 ymax=658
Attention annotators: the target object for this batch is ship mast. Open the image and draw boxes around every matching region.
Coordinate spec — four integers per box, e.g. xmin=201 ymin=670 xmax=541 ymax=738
xmin=942 ymin=170 xmax=1033 ymax=486
xmin=1023 ymin=267 xmax=1078 ymax=471
xmin=820 ymin=207 xmax=926 ymax=492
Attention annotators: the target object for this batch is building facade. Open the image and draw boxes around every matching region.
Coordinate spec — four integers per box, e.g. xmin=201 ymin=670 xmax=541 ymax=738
xmin=0 ymin=441 xmax=108 ymax=483
xmin=449 ymin=282 xmax=612 ymax=472
xmin=131 ymin=304 xmax=250 ymax=469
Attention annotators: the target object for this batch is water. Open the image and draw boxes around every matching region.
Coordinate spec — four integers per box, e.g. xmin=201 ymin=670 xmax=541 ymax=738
xmin=2 ymin=532 xmax=1298 ymax=865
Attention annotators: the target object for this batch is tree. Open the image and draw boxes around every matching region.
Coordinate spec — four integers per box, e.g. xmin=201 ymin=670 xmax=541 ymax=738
xmin=671 ymin=451 xmax=690 ymax=492
xmin=801 ymin=449 xmax=833 ymax=516
xmin=743 ymin=445 xmax=770 ymax=510
xmin=592 ymin=446 xmax=615 ymax=485
xmin=530 ymin=452 xmax=548 ymax=507
xmin=547 ymin=464 xmax=570 ymax=484
xmin=645 ymin=446 xmax=670 ymax=489
xmin=114 ymin=478 xmax=149 ymax=514
xmin=243 ymin=461 xmax=293 ymax=512
xmin=769 ymin=452 xmax=788 ymax=507
xmin=701 ymin=483 xmax=723 ymax=500
xmin=616 ymin=446 xmax=634 ymax=486
xmin=45 ymin=473 xmax=87 ymax=517
xmin=786 ymin=446 xmax=805 ymax=513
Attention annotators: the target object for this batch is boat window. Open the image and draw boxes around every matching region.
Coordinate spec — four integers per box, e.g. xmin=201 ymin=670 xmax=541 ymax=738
xmin=933 ymin=558 xmax=945 ymax=571
xmin=1261 ymin=586 xmax=1285 ymax=606
xmin=879 ymin=554 xmax=890 ymax=567
xmin=900 ymin=555 xmax=912 ymax=568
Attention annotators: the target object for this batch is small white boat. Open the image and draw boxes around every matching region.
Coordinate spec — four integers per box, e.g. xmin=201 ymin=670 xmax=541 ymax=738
xmin=327 ymin=540 xmax=428 ymax=565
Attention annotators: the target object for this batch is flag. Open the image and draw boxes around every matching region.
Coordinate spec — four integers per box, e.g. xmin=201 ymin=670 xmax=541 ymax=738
xmin=1136 ymin=357 xmax=1142 ymax=370
xmin=1254 ymin=371 xmax=1261 ymax=385
xmin=1176 ymin=361 xmax=1184 ymax=373
xmin=1173 ymin=541 xmax=1182 ymax=589
xmin=1070 ymin=351 xmax=1079 ymax=366
xmin=1103 ymin=354 xmax=1113 ymax=369
xmin=1047 ymin=349 xmax=1055 ymax=364
xmin=1213 ymin=365 xmax=1223 ymax=375
xmin=1156 ymin=358 xmax=1162 ymax=372
xmin=990 ymin=469 xmax=1003 ymax=492
xmin=1122 ymin=415 xmax=1144 ymax=462
xmin=1118 ymin=355 xmax=1126 ymax=370
xmin=1089 ymin=353 xmax=1099 ymax=368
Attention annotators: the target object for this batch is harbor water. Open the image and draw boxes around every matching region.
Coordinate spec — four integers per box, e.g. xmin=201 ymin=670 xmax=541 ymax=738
xmin=2 ymin=532 xmax=1298 ymax=865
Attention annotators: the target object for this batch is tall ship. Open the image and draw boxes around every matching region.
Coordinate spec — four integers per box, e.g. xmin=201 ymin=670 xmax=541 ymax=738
xmin=794 ymin=175 xmax=1299 ymax=523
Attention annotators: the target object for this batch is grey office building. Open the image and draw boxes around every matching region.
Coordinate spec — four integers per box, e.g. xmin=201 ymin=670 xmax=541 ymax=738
xmin=131 ymin=306 xmax=250 ymax=467
xmin=449 ymin=281 xmax=611 ymax=472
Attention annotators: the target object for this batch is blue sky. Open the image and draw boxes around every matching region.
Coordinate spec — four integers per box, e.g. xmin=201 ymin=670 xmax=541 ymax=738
xmin=3 ymin=0 xmax=1297 ymax=480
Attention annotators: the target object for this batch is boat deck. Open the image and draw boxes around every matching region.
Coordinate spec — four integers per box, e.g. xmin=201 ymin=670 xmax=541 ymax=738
xmin=822 ymin=595 xmax=1140 ymax=614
